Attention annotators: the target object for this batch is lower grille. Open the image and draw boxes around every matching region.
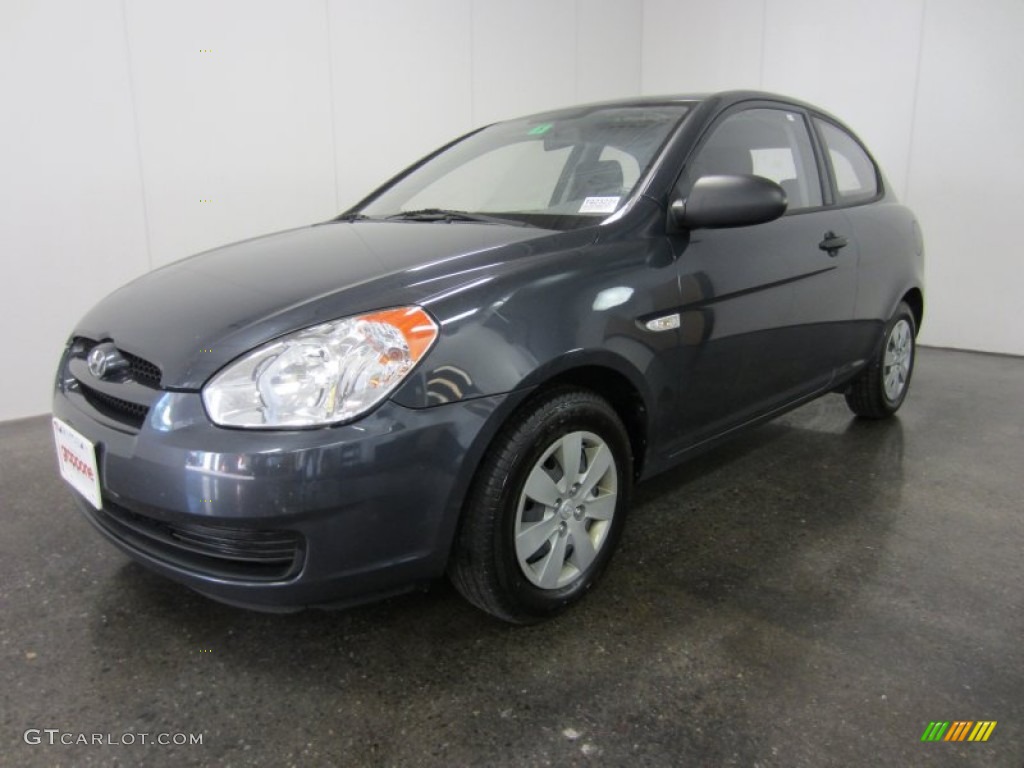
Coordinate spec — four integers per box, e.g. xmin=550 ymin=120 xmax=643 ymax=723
xmin=87 ymin=501 xmax=304 ymax=582
xmin=78 ymin=383 xmax=150 ymax=428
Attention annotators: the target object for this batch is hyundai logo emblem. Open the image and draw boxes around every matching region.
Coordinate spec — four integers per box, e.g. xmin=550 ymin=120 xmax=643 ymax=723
xmin=87 ymin=347 xmax=108 ymax=378
xmin=87 ymin=343 xmax=128 ymax=380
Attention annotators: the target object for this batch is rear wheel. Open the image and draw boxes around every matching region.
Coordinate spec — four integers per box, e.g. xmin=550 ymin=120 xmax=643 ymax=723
xmin=845 ymin=301 xmax=916 ymax=419
xmin=448 ymin=388 xmax=632 ymax=623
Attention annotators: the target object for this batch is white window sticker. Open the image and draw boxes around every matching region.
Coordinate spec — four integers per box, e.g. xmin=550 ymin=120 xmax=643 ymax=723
xmin=579 ymin=196 xmax=620 ymax=214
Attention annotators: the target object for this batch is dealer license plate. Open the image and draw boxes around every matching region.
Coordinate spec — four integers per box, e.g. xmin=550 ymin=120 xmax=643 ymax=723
xmin=53 ymin=417 xmax=102 ymax=510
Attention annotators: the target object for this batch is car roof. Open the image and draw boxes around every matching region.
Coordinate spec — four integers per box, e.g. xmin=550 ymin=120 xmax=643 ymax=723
xmin=515 ymin=90 xmax=834 ymax=123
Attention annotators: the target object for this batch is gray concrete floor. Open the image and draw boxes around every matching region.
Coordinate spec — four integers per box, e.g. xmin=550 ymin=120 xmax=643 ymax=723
xmin=1 ymin=347 xmax=1022 ymax=767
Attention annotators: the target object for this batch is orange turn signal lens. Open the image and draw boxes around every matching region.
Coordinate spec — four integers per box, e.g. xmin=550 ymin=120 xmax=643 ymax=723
xmin=361 ymin=306 xmax=438 ymax=362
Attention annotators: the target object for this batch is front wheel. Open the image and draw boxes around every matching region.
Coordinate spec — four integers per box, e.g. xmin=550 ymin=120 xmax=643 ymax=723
xmin=448 ymin=388 xmax=632 ymax=623
xmin=845 ymin=301 xmax=917 ymax=419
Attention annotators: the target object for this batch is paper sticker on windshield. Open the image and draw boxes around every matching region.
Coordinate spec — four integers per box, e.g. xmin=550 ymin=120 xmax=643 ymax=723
xmin=579 ymin=196 xmax=620 ymax=214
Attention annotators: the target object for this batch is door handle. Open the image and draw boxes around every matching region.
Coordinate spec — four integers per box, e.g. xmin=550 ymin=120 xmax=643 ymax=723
xmin=819 ymin=231 xmax=848 ymax=257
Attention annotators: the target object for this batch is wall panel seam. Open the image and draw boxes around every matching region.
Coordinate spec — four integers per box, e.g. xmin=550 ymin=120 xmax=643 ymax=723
xmin=904 ymin=0 xmax=928 ymax=205
xmin=324 ymin=0 xmax=341 ymax=213
xmin=119 ymin=0 xmax=154 ymax=272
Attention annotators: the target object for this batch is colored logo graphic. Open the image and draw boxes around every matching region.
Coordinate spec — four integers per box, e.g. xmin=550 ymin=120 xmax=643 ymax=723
xmin=921 ymin=721 xmax=997 ymax=742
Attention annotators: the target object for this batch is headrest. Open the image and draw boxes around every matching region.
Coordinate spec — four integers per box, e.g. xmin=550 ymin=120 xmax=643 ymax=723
xmin=570 ymin=160 xmax=625 ymax=199
xmin=691 ymin=146 xmax=753 ymax=178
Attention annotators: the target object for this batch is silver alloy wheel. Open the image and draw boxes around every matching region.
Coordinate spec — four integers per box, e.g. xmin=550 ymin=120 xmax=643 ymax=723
xmin=514 ymin=430 xmax=618 ymax=590
xmin=883 ymin=318 xmax=913 ymax=402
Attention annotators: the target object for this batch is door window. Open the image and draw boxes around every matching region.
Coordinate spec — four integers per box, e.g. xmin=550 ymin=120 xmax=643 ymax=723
xmin=683 ymin=108 xmax=823 ymax=211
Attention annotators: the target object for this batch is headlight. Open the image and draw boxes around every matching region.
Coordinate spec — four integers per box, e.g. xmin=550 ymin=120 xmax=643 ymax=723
xmin=202 ymin=306 xmax=438 ymax=428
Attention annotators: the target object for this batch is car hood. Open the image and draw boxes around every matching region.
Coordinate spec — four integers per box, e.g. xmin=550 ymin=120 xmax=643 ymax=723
xmin=74 ymin=220 xmax=560 ymax=389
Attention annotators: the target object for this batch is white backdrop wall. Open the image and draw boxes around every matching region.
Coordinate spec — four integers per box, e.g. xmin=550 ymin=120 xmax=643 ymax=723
xmin=0 ymin=1 xmax=151 ymax=423
xmin=1 ymin=1 xmax=1021 ymax=422
xmin=641 ymin=0 xmax=1024 ymax=358
xmin=0 ymin=0 xmax=641 ymax=421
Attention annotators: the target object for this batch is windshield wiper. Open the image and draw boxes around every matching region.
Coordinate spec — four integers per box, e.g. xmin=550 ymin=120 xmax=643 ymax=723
xmin=385 ymin=208 xmax=527 ymax=226
xmin=334 ymin=212 xmax=374 ymax=222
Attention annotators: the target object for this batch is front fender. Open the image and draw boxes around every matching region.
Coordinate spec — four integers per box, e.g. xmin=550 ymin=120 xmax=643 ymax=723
xmin=391 ymin=234 xmax=680 ymax=419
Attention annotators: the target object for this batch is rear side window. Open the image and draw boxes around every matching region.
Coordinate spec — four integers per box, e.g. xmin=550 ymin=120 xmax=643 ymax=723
xmin=682 ymin=108 xmax=823 ymax=211
xmin=815 ymin=119 xmax=880 ymax=204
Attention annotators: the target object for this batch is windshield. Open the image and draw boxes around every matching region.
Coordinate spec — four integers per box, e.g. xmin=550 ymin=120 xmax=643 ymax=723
xmin=357 ymin=104 xmax=690 ymax=230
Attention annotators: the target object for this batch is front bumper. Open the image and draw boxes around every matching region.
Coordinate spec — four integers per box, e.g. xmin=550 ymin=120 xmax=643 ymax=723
xmin=53 ymin=375 xmax=513 ymax=610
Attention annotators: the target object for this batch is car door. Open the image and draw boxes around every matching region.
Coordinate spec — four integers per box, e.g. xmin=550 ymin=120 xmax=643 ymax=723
xmin=667 ymin=105 xmax=858 ymax=448
xmin=811 ymin=116 xmax=913 ymax=372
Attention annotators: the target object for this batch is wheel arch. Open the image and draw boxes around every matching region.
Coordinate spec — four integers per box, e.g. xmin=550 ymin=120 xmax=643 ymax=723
xmin=450 ymin=357 xmax=653 ymax=536
xmin=901 ymin=287 xmax=924 ymax=334
xmin=533 ymin=365 xmax=649 ymax=480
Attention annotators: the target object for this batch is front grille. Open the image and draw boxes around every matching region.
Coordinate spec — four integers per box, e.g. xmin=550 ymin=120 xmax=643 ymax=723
xmin=122 ymin=350 xmax=161 ymax=388
xmin=72 ymin=337 xmax=163 ymax=387
xmin=88 ymin=501 xmax=304 ymax=582
xmin=78 ymin=382 xmax=150 ymax=428
xmin=68 ymin=337 xmax=162 ymax=428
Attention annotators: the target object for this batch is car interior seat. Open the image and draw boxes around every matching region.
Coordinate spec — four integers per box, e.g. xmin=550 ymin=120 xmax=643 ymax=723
xmin=568 ymin=160 xmax=624 ymax=200
xmin=689 ymin=145 xmax=754 ymax=178
xmin=778 ymin=178 xmax=801 ymax=207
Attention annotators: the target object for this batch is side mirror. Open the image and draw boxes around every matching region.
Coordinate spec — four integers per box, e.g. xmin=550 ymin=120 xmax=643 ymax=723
xmin=670 ymin=174 xmax=787 ymax=230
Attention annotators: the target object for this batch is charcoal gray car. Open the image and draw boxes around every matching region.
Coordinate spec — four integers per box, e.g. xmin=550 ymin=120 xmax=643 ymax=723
xmin=52 ymin=91 xmax=924 ymax=622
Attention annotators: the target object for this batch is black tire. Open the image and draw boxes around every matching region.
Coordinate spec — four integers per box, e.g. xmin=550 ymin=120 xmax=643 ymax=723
xmin=448 ymin=387 xmax=633 ymax=623
xmin=845 ymin=301 xmax=917 ymax=419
